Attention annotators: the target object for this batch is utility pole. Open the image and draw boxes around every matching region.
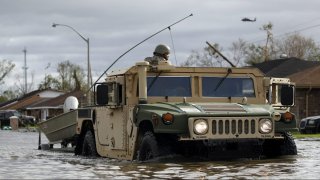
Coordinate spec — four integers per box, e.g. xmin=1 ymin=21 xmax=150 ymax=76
xmin=22 ymin=47 xmax=28 ymax=94
xmin=52 ymin=23 xmax=92 ymax=105
xmin=262 ymin=23 xmax=274 ymax=62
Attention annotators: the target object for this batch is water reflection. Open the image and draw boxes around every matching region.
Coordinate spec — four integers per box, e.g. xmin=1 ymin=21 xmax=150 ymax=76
xmin=1 ymin=131 xmax=320 ymax=179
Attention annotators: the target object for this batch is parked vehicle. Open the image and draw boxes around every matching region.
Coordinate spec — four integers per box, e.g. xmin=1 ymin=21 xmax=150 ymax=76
xmin=38 ymin=60 xmax=297 ymax=161
xmin=299 ymin=115 xmax=320 ymax=134
xmin=0 ymin=110 xmax=36 ymax=128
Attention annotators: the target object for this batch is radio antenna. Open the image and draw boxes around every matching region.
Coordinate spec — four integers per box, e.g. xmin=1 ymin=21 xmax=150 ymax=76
xmin=92 ymin=13 xmax=193 ymax=86
xmin=206 ymin=41 xmax=236 ymax=67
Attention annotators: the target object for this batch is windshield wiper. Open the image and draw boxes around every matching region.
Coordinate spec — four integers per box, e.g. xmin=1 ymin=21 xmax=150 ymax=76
xmin=147 ymin=71 xmax=162 ymax=93
xmin=214 ymin=68 xmax=232 ymax=91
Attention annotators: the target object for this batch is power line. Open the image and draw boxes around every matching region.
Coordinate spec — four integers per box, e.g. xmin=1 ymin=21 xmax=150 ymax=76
xmin=250 ymin=23 xmax=320 ymax=44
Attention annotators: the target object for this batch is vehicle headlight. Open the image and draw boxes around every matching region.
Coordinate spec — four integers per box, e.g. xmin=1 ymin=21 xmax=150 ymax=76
xmin=259 ymin=119 xmax=273 ymax=134
xmin=194 ymin=119 xmax=208 ymax=135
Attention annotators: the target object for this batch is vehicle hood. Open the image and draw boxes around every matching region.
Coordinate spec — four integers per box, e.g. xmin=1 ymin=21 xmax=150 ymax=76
xmin=140 ymin=102 xmax=273 ymax=116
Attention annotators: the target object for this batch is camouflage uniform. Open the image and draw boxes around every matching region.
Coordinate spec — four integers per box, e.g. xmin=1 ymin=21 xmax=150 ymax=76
xmin=145 ymin=44 xmax=170 ymax=66
xmin=144 ymin=55 xmax=167 ymax=66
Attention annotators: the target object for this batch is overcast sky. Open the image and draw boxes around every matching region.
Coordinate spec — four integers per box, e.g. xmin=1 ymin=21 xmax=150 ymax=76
xmin=1 ymin=0 xmax=320 ymax=92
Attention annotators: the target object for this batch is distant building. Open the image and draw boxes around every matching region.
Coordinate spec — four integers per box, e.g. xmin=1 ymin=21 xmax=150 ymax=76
xmin=254 ymin=57 xmax=320 ymax=124
xmin=0 ymin=89 xmax=84 ymax=121
xmin=27 ymin=90 xmax=84 ymax=121
xmin=0 ymin=89 xmax=64 ymax=117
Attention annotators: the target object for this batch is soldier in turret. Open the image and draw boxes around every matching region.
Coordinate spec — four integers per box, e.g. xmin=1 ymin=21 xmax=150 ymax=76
xmin=145 ymin=44 xmax=170 ymax=66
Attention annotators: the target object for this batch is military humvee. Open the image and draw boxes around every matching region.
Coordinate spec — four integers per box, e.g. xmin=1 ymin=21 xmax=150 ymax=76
xmin=39 ymin=60 xmax=297 ymax=161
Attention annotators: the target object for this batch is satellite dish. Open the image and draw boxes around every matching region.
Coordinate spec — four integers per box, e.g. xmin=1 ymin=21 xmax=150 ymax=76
xmin=63 ymin=96 xmax=79 ymax=113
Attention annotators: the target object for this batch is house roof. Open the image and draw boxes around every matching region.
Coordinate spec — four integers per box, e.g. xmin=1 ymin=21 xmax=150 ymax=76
xmin=254 ymin=57 xmax=320 ymax=77
xmin=27 ymin=90 xmax=85 ymax=109
xmin=0 ymin=89 xmax=64 ymax=110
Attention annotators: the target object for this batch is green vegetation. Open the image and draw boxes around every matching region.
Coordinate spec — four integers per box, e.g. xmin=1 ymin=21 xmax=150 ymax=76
xmin=290 ymin=131 xmax=320 ymax=139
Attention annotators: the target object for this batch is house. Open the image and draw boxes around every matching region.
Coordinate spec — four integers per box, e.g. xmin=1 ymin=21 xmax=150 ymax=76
xmin=0 ymin=89 xmax=85 ymax=122
xmin=27 ymin=90 xmax=84 ymax=121
xmin=0 ymin=89 xmax=64 ymax=117
xmin=288 ymin=65 xmax=320 ymax=119
xmin=254 ymin=57 xmax=320 ymax=124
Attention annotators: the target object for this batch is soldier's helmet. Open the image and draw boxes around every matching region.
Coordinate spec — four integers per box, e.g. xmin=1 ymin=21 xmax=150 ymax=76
xmin=154 ymin=44 xmax=170 ymax=58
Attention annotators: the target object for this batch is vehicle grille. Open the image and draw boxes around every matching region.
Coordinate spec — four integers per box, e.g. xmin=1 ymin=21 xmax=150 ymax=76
xmin=212 ymin=119 xmax=256 ymax=135
xmin=186 ymin=116 xmax=273 ymax=140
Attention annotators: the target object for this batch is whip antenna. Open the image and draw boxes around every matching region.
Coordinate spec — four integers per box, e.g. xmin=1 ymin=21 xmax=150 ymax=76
xmin=92 ymin=13 xmax=193 ymax=86
xmin=206 ymin=41 xmax=236 ymax=67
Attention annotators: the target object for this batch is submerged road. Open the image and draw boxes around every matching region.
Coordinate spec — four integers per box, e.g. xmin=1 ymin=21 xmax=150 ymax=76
xmin=0 ymin=130 xmax=319 ymax=179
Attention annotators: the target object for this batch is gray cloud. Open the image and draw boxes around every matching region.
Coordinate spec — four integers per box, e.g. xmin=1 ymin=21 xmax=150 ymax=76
xmin=1 ymin=0 xmax=320 ymax=90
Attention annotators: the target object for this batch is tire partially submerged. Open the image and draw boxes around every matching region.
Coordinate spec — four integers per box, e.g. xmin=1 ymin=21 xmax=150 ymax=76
xmin=137 ymin=131 xmax=160 ymax=161
xmin=262 ymin=132 xmax=297 ymax=157
xmin=81 ymin=130 xmax=98 ymax=157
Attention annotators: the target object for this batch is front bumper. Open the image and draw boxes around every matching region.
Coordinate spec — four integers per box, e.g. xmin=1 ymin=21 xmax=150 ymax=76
xmin=181 ymin=116 xmax=275 ymax=140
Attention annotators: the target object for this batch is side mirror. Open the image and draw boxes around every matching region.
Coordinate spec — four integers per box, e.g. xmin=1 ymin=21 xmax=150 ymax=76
xmin=96 ymin=84 xmax=108 ymax=105
xmin=281 ymin=85 xmax=294 ymax=106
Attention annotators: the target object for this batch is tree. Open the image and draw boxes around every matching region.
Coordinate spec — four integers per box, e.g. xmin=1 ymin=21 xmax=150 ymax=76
xmin=0 ymin=59 xmax=15 ymax=86
xmin=245 ymin=23 xmax=320 ymax=63
xmin=38 ymin=74 xmax=61 ymax=90
xmin=38 ymin=60 xmax=86 ymax=92
xmin=14 ymin=71 xmax=35 ymax=95
xmin=275 ymin=33 xmax=320 ymax=60
xmin=57 ymin=60 xmax=86 ymax=91
xmin=244 ymin=22 xmax=276 ymax=65
xmin=181 ymin=22 xmax=320 ymax=67
xmin=0 ymin=89 xmax=18 ymax=103
xmin=181 ymin=43 xmax=225 ymax=67
xmin=244 ymin=44 xmax=265 ymax=65
xmin=229 ymin=38 xmax=248 ymax=67
xmin=261 ymin=22 xmax=275 ymax=61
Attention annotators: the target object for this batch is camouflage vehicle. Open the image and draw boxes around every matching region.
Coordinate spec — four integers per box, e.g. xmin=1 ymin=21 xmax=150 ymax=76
xmin=39 ymin=60 xmax=297 ymax=161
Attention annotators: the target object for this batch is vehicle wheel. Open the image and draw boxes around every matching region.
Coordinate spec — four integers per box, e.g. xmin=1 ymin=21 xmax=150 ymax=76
xmin=138 ymin=131 xmax=159 ymax=161
xmin=263 ymin=132 xmax=297 ymax=157
xmin=81 ymin=130 xmax=97 ymax=157
xmin=280 ymin=132 xmax=297 ymax=155
xmin=74 ymin=136 xmax=83 ymax=155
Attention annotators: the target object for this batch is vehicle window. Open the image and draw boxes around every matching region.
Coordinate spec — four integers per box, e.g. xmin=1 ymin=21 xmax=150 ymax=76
xmin=147 ymin=76 xmax=192 ymax=97
xmin=4 ymin=112 xmax=13 ymax=118
xmin=202 ymin=77 xmax=255 ymax=97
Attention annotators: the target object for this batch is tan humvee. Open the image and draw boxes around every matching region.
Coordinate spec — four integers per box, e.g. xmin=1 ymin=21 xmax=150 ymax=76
xmin=39 ymin=61 xmax=297 ymax=161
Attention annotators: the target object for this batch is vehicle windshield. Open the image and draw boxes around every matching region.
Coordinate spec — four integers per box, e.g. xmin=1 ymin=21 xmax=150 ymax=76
xmin=202 ymin=77 xmax=255 ymax=97
xmin=147 ymin=76 xmax=192 ymax=97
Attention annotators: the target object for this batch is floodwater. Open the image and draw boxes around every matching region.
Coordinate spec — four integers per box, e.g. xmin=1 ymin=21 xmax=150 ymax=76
xmin=1 ymin=130 xmax=319 ymax=179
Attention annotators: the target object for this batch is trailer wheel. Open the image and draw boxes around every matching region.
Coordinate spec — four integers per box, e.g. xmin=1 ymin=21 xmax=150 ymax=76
xmin=138 ymin=131 xmax=159 ymax=161
xmin=81 ymin=130 xmax=97 ymax=157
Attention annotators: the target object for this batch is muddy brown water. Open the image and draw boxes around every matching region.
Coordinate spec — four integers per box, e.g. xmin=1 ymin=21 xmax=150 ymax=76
xmin=0 ymin=130 xmax=319 ymax=179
